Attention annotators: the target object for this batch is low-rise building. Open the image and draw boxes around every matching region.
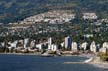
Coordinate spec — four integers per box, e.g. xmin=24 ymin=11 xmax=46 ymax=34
xmin=99 ymin=47 xmax=107 ymax=54
xmin=83 ymin=13 xmax=97 ymax=20
xmin=24 ymin=38 xmax=29 ymax=48
xmin=102 ymin=42 xmax=108 ymax=48
xmin=99 ymin=42 xmax=108 ymax=54
xmin=80 ymin=42 xmax=88 ymax=50
xmin=71 ymin=42 xmax=78 ymax=52
xmin=90 ymin=41 xmax=98 ymax=53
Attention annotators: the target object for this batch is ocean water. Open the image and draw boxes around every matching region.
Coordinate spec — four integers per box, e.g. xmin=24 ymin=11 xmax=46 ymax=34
xmin=0 ymin=54 xmax=107 ymax=71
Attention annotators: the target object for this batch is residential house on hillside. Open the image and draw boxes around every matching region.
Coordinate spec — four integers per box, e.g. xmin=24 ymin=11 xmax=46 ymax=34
xmin=83 ymin=13 xmax=97 ymax=20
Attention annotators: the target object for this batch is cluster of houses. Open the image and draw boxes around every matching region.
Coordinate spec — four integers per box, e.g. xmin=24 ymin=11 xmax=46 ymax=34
xmin=8 ymin=10 xmax=99 ymax=25
xmin=82 ymin=13 xmax=97 ymax=20
xmin=0 ymin=36 xmax=108 ymax=54
xmin=9 ymin=10 xmax=75 ymax=25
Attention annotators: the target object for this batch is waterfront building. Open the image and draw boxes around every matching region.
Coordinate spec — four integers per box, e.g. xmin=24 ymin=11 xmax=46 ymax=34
xmin=102 ymin=42 xmax=108 ymax=49
xmin=11 ymin=41 xmax=18 ymax=48
xmin=81 ymin=42 xmax=88 ymax=50
xmin=1 ymin=42 xmax=5 ymax=47
xmin=90 ymin=41 xmax=98 ymax=53
xmin=71 ymin=42 xmax=78 ymax=52
xmin=47 ymin=37 xmax=58 ymax=51
xmin=36 ymin=44 xmax=43 ymax=50
xmin=48 ymin=37 xmax=53 ymax=50
xmin=24 ymin=38 xmax=29 ymax=48
xmin=17 ymin=40 xmax=24 ymax=49
xmin=61 ymin=42 xmax=64 ymax=47
xmin=99 ymin=47 xmax=107 ymax=54
xmin=7 ymin=41 xmax=18 ymax=49
xmin=30 ymin=40 xmax=36 ymax=48
xmin=51 ymin=44 xmax=58 ymax=51
xmin=99 ymin=42 xmax=108 ymax=54
xmin=64 ymin=36 xmax=72 ymax=49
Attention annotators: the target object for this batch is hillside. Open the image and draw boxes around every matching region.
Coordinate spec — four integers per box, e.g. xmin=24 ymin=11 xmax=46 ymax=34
xmin=0 ymin=0 xmax=108 ymax=24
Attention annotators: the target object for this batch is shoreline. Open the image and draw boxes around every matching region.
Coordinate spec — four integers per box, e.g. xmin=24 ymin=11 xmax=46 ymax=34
xmin=64 ymin=55 xmax=108 ymax=69
xmin=0 ymin=52 xmax=42 ymax=56
xmin=88 ymin=57 xmax=108 ymax=69
xmin=0 ymin=53 xmax=91 ymax=57
xmin=0 ymin=53 xmax=108 ymax=69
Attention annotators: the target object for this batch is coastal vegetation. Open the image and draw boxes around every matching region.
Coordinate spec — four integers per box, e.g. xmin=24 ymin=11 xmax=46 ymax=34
xmin=98 ymin=52 xmax=108 ymax=62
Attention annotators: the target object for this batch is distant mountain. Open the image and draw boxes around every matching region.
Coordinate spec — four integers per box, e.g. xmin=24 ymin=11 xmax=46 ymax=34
xmin=0 ymin=0 xmax=108 ymax=24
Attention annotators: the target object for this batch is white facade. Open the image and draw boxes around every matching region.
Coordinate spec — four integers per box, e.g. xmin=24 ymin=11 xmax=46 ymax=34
xmin=65 ymin=37 xmax=68 ymax=49
xmin=36 ymin=44 xmax=42 ymax=50
xmin=48 ymin=37 xmax=52 ymax=50
xmin=102 ymin=42 xmax=108 ymax=49
xmin=24 ymin=38 xmax=29 ymax=48
xmin=11 ymin=41 xmax=18 ymax=48
xmin=47 ymin=37 xmax=58 ymax=51
xmin=30 ymin=40 xmax=35 ymax=48
xmin=71 ymin=42 xmax=78 ymax=52
xmin=99 ymin=42 xmax=108 ymax=54
xmin=1 ymin=42 xmax=5 ymax=47
xmin=83 ymin=13 xmax=97 ymax=20
xmin=61 ymin=42 xmax=64 ymax=47
xmin=49 ymin=44 xmax=57 ymax=51
xmin=81 ymin=42 xmax=88 ymax=50
xmin=99 ymin=47 xmax=107 ymax=54
xmin=90 ymin=41 xmax=97 ymax=53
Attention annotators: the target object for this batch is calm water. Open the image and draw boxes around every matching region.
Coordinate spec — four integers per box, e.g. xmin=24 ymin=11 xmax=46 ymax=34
xmin=0 ymin=54 xmax=107 ymax=71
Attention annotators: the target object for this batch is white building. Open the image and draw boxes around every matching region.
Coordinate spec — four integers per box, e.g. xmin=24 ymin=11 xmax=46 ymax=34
xmin=30 ymin=40 xmax=35 ymax=48
xmin=47 ymin=37 xmax=58 ymax=51
xmin=83 ymin=13 xmax=97 ymax=20
xmin=102 ymin=42 xmax=108 ymax=49
xmin=99 ymin=42 xmax=108 ymax=54
xmin=36 ymin=44 xmax=43 ymax=50
xmin=48 ymin=37 xmax=53 ymax=50
xmin=99 ymin=47 xmax=107 ymax=54
xmin=17 ymin=40 xmax=24 ymax=49
xmin=11 ymin=41 xmax=18 ymax=48
xmin=71 ymin=42 xmax=78 ymax=52
xmin=1 ymin=42 xmax=5 ymax=47
xmin=81 ymin=42 xmax=88 ymax=50
xmin=7 ymin=41 xmax=18 ymax=52
xmin=90 ymin=41 xmax=97 ymax=53
xmin=48 ymin=44 xmax=57 ymax=51
xmin=24 ymin=38 xmax=29 ymax=48
xmin=61 ymin=42 xmax=64 ymax=47
xmin=64 ymin=36 xmax=72 ymax=49
xmin=84 ymin=34 xmax=93 ymax=38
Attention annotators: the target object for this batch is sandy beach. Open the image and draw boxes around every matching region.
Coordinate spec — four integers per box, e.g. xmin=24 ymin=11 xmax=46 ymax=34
xmin=64 ymin=54 xmax=108 ymax=69
xmin=88 ymin=57 xmax=108 ymax=69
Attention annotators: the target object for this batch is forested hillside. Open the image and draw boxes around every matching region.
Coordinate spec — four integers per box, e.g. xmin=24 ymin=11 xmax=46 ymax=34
xmin=0 ymin=0 xmax=108 ymax=24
